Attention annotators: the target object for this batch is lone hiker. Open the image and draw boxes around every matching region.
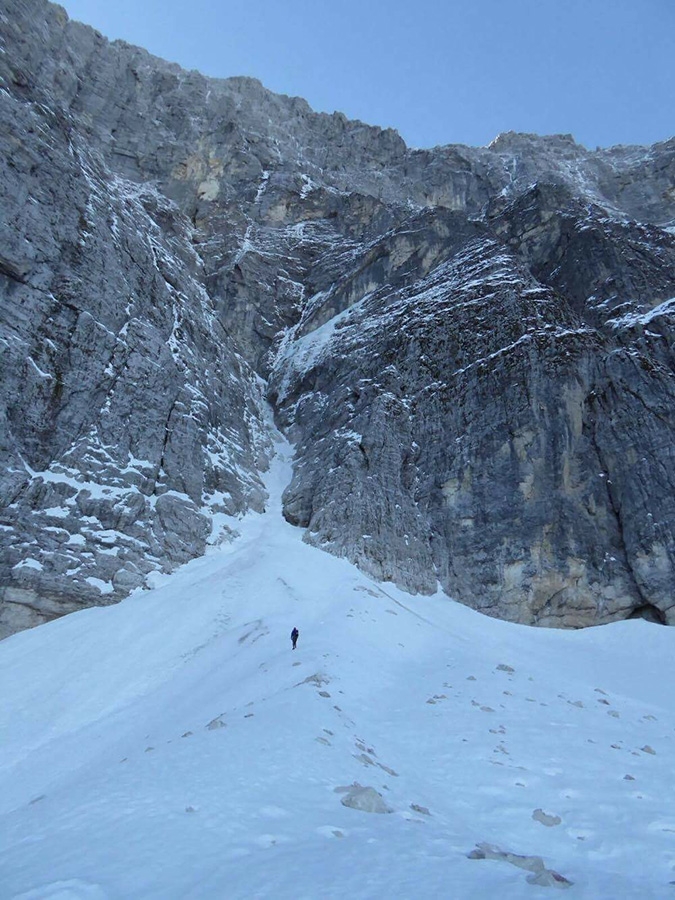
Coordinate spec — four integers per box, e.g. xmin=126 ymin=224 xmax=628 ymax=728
xmin=291 ymin=627 xmax=299 ymax=650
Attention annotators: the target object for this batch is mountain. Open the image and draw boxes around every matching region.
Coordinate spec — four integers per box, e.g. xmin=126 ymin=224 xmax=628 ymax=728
xmin=1 ymin=0 xmax=675 ymax=636
xmin=1 ymin=432 xmax=675 ymax=898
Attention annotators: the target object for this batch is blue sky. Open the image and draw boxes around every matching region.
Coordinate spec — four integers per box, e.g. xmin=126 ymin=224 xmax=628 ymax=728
xmin=60 ymin=0 xmax=674 ymax=150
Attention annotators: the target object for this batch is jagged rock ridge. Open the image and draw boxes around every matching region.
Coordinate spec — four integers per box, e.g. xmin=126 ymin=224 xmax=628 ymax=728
xmin=1 ymin=0 xmax=674 ymax=635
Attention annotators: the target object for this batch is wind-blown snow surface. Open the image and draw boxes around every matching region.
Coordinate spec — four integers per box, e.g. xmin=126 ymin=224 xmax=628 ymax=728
xmin=1 ymin=435 xmax=675 ymax=899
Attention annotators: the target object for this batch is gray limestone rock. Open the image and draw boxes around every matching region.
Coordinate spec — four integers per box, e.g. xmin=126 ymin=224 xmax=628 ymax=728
xmin=468 ymin=842 xmax=573 ymax=888
xmin=271 ymin=223 xmax=675 ymax=625
xmin=340 ymin=785 xmax=393 ymax=814
xmin=532 ymin=808 xmax=562 ymax=827
xmin=1 ymin=0 xmax=674 ymax=634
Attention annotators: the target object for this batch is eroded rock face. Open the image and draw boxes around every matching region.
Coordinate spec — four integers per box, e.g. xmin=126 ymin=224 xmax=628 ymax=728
xmin=1 ymin=0 xmax=674 ymax=634
xmin=0 ymin=6 xmax=273 ymax=637
xmin=270 ymin=224 xmax=675 ymax=626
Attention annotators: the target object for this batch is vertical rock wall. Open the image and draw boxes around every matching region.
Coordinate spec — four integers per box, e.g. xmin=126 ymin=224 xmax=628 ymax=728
xmin=1 ymin=0 xmax=674 ymax=633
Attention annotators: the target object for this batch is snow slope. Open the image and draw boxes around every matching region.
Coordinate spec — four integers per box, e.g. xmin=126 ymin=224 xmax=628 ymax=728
xmin=1 ymin=434 xmax=675 ymax=899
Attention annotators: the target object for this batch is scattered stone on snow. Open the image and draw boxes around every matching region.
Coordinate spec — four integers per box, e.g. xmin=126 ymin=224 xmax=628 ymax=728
xmin=297 ymin=673 xmax=330 ymax=687
xmin=467 ymin=842 xmax=572 ymax=888
xmin=340 ymin=785 xmax=394 ymax=814
xmin=206 ymin=715 xmax=226 ymax=730
xmin=410 ymin=804 xmax=431 ymax=816
xmin=532 ymin=808 xmax=562 ymax=827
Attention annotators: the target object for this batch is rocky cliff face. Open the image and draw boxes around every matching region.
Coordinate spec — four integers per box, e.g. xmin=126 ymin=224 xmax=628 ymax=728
xmin=1 ymin=0 xmax=674 ymax=636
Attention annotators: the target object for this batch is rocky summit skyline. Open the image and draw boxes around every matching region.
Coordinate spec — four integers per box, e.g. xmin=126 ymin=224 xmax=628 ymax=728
xmin=1 ymin=0 xmax=675 ymax=638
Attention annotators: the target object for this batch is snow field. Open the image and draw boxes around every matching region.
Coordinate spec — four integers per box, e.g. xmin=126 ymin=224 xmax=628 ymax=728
xmin=1 ymin=436 xmax=675 ymax=898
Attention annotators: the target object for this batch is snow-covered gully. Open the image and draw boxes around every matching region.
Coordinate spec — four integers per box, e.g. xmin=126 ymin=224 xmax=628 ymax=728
xmin=1 ymin=433 xmax=675 ymax=899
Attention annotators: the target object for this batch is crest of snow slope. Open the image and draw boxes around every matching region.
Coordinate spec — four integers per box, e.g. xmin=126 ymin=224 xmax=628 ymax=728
xmin=1 ymin=433 xmax=675 ymax=899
